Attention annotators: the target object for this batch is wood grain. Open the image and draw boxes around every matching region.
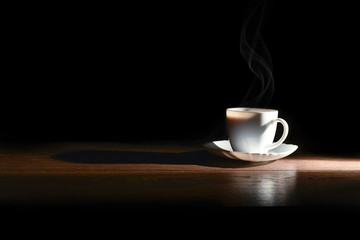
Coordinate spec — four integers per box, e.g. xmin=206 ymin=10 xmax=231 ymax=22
xmin=1 ymin=142 xmax=360 ymax=208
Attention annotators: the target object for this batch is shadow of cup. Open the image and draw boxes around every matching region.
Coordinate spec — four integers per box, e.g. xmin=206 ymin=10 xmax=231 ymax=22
xmin=52 ymin=150 xmax=273 ymax=168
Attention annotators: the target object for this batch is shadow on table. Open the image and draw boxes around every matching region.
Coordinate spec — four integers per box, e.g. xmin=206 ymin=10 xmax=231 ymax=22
xmin=52 ymin=150 xmax=273 ymax=168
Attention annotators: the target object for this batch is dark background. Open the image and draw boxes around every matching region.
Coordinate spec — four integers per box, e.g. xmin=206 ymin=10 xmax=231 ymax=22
xmin=1 ymin=1 xmax=359 ymax=155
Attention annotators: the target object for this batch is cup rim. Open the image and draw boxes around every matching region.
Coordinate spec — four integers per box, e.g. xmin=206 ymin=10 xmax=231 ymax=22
xmin=227 ymin=107 xmax=278 ymax=113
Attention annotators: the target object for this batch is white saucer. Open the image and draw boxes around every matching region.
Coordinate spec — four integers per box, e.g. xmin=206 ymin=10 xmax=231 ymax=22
xmin=203 ymin=140 xmax=298 ymax=162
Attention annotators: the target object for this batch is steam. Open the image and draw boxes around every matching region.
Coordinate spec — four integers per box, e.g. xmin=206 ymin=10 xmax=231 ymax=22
xmin=240 ymin=0 xmax=274 ymax=107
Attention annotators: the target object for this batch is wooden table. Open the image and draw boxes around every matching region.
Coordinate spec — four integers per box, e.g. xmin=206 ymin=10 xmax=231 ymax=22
xmin=1 ymin=141 xmax=360 ymax=222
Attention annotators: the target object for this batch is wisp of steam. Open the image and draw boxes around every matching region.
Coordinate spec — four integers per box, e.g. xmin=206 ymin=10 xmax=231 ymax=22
xmin=240 ymin=0 xmax=274 ymax=107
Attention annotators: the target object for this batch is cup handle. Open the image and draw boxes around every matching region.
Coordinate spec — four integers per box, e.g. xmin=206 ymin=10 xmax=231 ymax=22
xmin=266 ymin=118 xmax=289 ymax=151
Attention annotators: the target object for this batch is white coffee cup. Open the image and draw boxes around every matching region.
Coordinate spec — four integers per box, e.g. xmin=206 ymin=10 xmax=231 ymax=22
xmin=226 ymin=107 xmax=289 ymax=153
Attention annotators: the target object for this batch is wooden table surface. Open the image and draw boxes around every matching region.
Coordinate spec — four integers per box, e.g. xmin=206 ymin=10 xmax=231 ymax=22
xmin=1 ymin=141 xmax=360 ymax=218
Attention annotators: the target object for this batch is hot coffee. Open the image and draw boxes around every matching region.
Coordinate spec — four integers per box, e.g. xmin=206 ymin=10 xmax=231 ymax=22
xmin=227 ymin=108 xmax=289 ymax=153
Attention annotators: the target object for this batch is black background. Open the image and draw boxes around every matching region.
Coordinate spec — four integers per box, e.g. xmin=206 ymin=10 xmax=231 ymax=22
xmin=1 ymin=1 xmax=359 ymax=155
